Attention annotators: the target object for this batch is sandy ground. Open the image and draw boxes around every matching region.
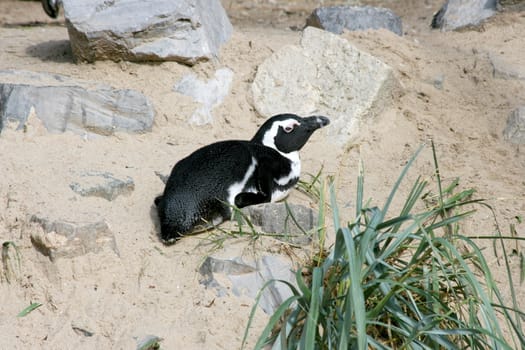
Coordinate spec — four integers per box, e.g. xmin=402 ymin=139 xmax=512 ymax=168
xmin=0 ymin=0 xmax=524 ymax=348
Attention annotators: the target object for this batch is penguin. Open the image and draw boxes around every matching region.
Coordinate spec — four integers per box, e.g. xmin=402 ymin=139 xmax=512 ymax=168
xmin=155 ymin=113 xmax=330 ymax=244
xmin=41 ymin=0 xmax=62 ymax=19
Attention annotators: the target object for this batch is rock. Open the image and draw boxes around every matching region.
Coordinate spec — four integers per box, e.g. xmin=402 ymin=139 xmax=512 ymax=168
xmin=490 ymin=53 xmax=525 ymax=80
xmin=242 ymin=203 xmax=316 ymax=245
xmin=136 ymin=335 xmax=163 ymax=350
xmin=70 ymin=171 xmax=134 ymax=201
xmin=431 ymin=0 xmax=497 ymax=31
xmin=199 ymin=256 xmax=256 ymax=297
xmin=503 ymin=107 xmax=525 ymax=144
xmin=30 ymin=213 xmax=117 ymax=260
xmin=199 ymin=255 xmax=296 ymax=314
xmin=63 ymin=0 xmax=233 ymax=65
xmin=306 ymin=6 xmax=403 ymax=36
xmin=432 ymin=74 xmax=445 ymax=90
xmin=498 ymin=0 xmax=525 ymax=11
xmin=174 ymin=68 xmax=234 ymax=125
xmin=251 ymin=27 xmax=399 ymax=145
xmin=154 ymin=171 xmax=168 ymax=184
xmin=0 ymin=70 xmax=154 ymax=136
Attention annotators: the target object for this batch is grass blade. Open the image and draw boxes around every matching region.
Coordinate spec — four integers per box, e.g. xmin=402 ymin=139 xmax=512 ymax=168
xmin=17 ymin=302 xmax=42 ymax=317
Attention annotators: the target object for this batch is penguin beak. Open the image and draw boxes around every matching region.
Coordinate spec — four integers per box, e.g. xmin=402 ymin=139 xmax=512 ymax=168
xmin=302 ymin=116 xmax=330 ymax=131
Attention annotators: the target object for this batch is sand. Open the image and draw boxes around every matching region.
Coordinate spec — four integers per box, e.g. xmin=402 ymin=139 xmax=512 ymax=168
xmin=0 ymin=0 xmax=524 ymax=348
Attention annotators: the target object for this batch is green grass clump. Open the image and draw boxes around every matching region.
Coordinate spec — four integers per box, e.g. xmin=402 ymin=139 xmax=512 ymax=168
xmin=242 ymin=143 xmax=525 ymax=350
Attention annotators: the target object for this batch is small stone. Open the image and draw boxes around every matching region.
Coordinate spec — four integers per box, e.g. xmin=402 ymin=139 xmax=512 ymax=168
xmin=490 ymin=53 xmax=525 ymax=81
xmin=432 ymin=74 xmax=445 ymax=90
xmin=199 ymin=257 xmax=255 ymax=297
xmin=154 ymin=171 xmax=169 ymax=184
xmin=503 ymin=107 xmax=525 ymax=144
xmin=242 ymin=202 xmax=317 ymax=245
xmin=70 ymin=171 xmax=134 ymax=201
xmin=30 ymin=213 xmax=117 ymax=260
xmin=136 ymin=334 xmax=163 ymax=350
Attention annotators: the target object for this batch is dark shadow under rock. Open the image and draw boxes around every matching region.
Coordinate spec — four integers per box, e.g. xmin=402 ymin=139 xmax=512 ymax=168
xmin=26 ymin=40 xmax=74 ymax=63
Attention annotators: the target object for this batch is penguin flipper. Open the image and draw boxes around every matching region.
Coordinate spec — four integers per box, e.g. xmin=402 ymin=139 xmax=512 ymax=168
xmin=234 ymin=191 xmax=270 ymax=208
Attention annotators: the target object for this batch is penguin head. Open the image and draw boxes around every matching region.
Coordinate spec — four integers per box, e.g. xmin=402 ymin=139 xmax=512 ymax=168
xmin=251 ymin=114 xmax=330 ymax=154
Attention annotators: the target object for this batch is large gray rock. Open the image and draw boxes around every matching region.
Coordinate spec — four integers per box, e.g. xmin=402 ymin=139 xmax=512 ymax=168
xmin=252 ymin=27 xmax=399 ymax=145
xmin=431 ymin=0 xmax=497 ymax=31
xmin=0 ymin=70 xmax=154 ymax=136
xmin=63 ymin=0 xmax=233 ymax=65
xmin=70 ymin=171 xmax=135 ymax=201
xmin=30 ymin=213 xmax=117 ymax=260
xmin=503 ymin=107 xmax=525 ymax=144
xmin=306 ymin=6 xmax=403 ymax=36
xmin=199 ymin=255 xmax=296 ymax=314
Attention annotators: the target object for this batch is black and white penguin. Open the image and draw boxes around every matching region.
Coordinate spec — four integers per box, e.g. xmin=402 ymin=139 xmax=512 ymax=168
xmin=41 ymin=0 xmax=62 ymax=18
xmin=155 ymin=113 xmax=330 ymax=244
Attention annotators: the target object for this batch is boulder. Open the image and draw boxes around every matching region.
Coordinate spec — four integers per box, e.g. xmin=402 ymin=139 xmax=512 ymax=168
xmin=251 ymin=27 xmax=399 ymax=145
xmin=63 ymin=0 xmax=233 ymax=65
xmin=30 ymin=213 xmax=117 ymax=260
xmin=431 ymin=0 xmax=497 ymax=31
xmin=306 ymin=6 xmax=403 ymax=36
xmin=503 ymin=107 xmax=525 ymax=144
xmin=69 ymin=171 xmax=135 ymax=201
xmin=0 ymin=70 xmax=154 ymax=136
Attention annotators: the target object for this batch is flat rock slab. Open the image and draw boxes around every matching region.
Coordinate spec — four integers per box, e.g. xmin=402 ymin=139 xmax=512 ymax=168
xmin=503 ymin=106 xmax=525 ymax=144
xmin=70 ymin=171 xmax=134 ymax=201
xmin=252 ymin=27 xmax=399 ymax=145
xmin=431 ymin=0 xmax=497 ymax=31
xmin=307 ymin=6 xmax=403 ymax=36
xmin=242 ymin=203 xmax=316 ymax=245
xmin=30 ymin=213 xmax=117 ymax=260
xmin=199 ymin=255 xmax=296 ymax=314
xmin=0 ymin=70 xmax=154 ymax=136
xmin=63 ymin=0 xmax=233 ymax=65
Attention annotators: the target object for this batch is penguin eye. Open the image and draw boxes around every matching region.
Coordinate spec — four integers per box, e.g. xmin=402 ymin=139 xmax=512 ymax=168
xmin=283 ymin=125 xmax=294 ymax=133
